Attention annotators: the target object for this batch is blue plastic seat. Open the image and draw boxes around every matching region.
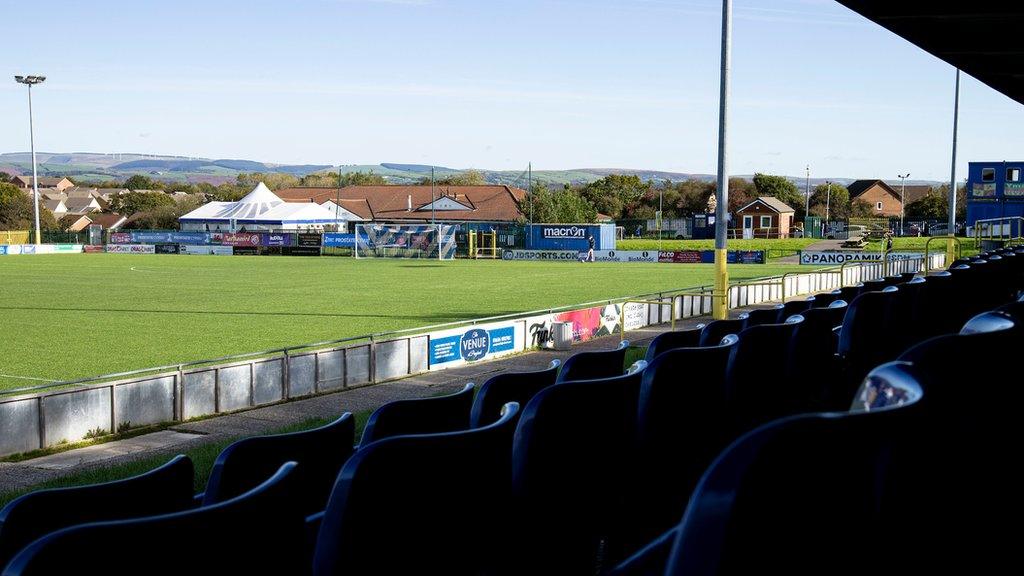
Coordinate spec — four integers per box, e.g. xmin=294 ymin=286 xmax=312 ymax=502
xmin=697 ymin=318 xmax=745 ymax=347
xmin=889 ymin=276 xmax=928 ymax=353
xmin=837 ymin=283 xmax=863 ymax=304
xmin=200 ymin=412 xmax=355 ymax=515
xmin=724 ymin=319 xmax=803 ymax=435
xmin=359 ymin=383 xmax=474 ymax=445
xmin=810 ymin=290 xmax=841 ymax=307
xmin=511 ymin=362 xmax=648 ymax=573
xmin=662 ymin=390 xmax=923 ymax=576
xmin=4 ymin=462 xmax=305 ymax=576
xmin=736 ymin=305 xmax=783 ymax=328
xmin=779 ymin=298 xmax=812 ymax=321
xmin=556 ymin=339 xmax=630 ymax=382
xmin=783 ymin=302 xmax=848 ymax=412
xmin=469 ymin=360 xmax=560 ymax=428
xmin=312 ymin=403 xmax=521 ymax=576
xmin=644 ymin=327 xmax=703 ymax=362
xmin=630 ymin=338 xmax=736 ymax=551
xmin=835 ymin=288 xmax=899 ymax=405
xmin=0 ymin=455 xmax=195 ymax=569
xmin=922 ymin=271 xmax=958 ymax=337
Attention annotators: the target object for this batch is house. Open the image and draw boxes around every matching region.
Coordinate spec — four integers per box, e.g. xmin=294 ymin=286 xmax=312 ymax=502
xmin=59 ymin=214 xmax=93 ymax=232
xmin=735 ymin=197 xmax=796 ymax=238
xmin=10 ymin=176 xmax=74 ymax=191
xmin=274 ymin=185 xmax=526 ymax=225
xmin=87 ymin=212 xmax=128 ymax=231
xmin=63 ymin=196 xmax=102 ymax=215
xmin=179 ymin=182 xmax=342 ymax=232
xmin=42 ymin=198 xmax=68 ymax=217
xmin=847 ymin=180 xmax=907 ymax=217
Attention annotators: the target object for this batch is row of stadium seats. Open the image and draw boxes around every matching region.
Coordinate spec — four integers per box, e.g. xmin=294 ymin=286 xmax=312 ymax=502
xmin=1 ymin=245 xmax=1022 ymax=575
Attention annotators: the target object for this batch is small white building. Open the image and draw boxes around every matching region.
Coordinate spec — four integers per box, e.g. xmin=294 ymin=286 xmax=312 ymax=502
xmin=179 ymin=183 xmax=343 ymax=232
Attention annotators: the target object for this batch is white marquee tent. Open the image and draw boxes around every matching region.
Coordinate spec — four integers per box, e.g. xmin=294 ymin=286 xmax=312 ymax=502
xmin=179 ymin=183 xmax=343 ymax=232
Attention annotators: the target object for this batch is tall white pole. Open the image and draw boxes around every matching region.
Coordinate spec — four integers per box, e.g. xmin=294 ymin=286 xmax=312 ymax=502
xmin=712 ymin=0 xmax=732 ymax=320
xmin=28 ymin=84 xmax=41 ymax=246
xmin=825 ymin=181 xmax=831 ymax=225
xmin=947 ymin=69 xmax=960 ymax=263
xmin=900 ymin=176 xmax=906 ymax=236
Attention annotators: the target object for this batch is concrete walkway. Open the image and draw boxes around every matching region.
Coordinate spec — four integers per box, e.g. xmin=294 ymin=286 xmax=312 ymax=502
xmin=0 ymin=316 xmax=729 ymax=493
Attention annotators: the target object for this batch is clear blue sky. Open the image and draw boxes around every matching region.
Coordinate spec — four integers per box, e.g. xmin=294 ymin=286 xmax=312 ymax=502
xmin=3 ymin=0 xmax=1023 ymax=181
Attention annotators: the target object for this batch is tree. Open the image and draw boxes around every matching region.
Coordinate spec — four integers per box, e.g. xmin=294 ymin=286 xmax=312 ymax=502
xmin=905 ymin=193 xmax=948 ymax=221
xmin=123 ymin=196 xmax=205 ymax=230
xmin=752 ymin=173 xmax=804 ymax=218
xmin=0 ymin=182 xmax=59 ymax=230
xmin=850 ymin=199 xmax=875 ymax=218
xmin=0 ymin=172 xmax=10 ymax=183
xmin=236 ymin=172 xmax=299 ymax=191
xmin=931 ymin=184 xmax=968 ymax=220
xmin=523 ymin=183 xmax=597 ymax=223
xmin=419 ymin=169 xmax=487 ymax=186
xmin=578 ymin=174 xmax=651 ymax=219
xmin=108 ymin=191 xmax=177 ymax=216
xmin=123 ymin=174 xmax=157 ymax=191
xmin=808 ymin=183 xmax=850 ymax=219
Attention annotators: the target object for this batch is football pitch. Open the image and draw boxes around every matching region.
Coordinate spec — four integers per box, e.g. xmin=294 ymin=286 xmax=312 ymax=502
xmin=0 ymin=254 xmax=808 ymax=390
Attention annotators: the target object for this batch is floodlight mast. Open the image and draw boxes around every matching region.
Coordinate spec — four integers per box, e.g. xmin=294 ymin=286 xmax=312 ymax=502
xmin=14 ymin=74 xmax=46 ymax=246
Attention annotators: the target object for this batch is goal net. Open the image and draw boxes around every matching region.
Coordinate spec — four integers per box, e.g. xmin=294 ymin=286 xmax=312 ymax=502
xmin=354 ymin=224 xmax=457 ymax=259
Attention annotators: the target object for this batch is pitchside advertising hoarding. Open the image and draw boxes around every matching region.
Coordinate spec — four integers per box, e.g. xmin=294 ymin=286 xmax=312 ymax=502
xmin=524 ymin=302 xmax=649 ymax=349
xmin=110 ymin=231 xmax=217 ymax=245
xmin=799 ymin=251 xmax=924 ymax=265
xmin=658 ymin=250 xmax=766 ymax=264
xmin=428 ymin=322 xmax=525 ymax=369
xmin=106 ymin=244 xmax=156 ymax=254
xmin=323 ymin=233 xmax=356 ymax=247
xmin=502 ymin=250 xmax=656 ymax=262
xmin=182 ymin=245 xmax=233 ymax=255
xmin=0 ymin=244 xmax=83 ymax=255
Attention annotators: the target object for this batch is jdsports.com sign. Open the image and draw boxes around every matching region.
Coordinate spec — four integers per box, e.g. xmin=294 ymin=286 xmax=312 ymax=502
xmin=502 ymin=250 xmax=657 ymax=262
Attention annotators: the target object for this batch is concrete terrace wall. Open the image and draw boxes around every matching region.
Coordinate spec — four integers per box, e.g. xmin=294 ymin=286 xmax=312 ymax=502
xmin=0 ymin=254 xmax=946 ymax=457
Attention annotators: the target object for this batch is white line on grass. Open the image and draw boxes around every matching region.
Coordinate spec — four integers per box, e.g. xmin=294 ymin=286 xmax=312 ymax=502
xmin=0 ymin=373 xmax=59 ymax=383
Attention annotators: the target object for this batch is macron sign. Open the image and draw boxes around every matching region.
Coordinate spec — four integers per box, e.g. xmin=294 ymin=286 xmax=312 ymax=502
xmin=542 ymin=226 xmax=587 ymax=239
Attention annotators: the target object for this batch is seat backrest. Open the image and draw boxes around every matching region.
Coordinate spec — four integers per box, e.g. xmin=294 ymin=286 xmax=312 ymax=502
xmin=631 ymin=338 xmax=736 ymax=549
xmin=469 ymin=359 xmax=560 ymax=428
xmin=664 ymin=395 xmax=922 ymax=576
xmin=889 ymin=276 xmax=928 ymax=351
xmin=779 ymin=299 xmax=812 ymax=321
xmin=737 ymin=305 xmax=784 ymax=329
xmin=861 ymin=277 xmax=888 ymax=292
xmin=698 ymin=318 xmax=746 ymax=347
xmin=784 ymin=307 xmax=845 ymax=412
xmin=359 ymin=383 xmax=474 ymax=446
xmin=511 ymin=363 xmax=648 ymax=573
xmin=5 ymin=462 xmax=305 ymax=576
xmin=556 ymin=340 xmax=630 ymax=383
xmin=201 ymin=412 xmax=355 ymax=515
xmin=837 ymin=283 xmax=863 ymax=304
xmin=0 ymin=455 xmax=195 ymax=569
xmin=644 ymin=327 xmax=703 ymax=363
xmin=724 ymin=320 xmax=803 ymax=435
xmin=810 ymin=290 xmax=840 ymax=308
xmin=313 ymin=403 xmax=521 ymax=576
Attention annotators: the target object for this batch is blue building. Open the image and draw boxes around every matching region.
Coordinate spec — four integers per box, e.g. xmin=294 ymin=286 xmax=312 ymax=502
xmin=966 ymin=161 xmax=1024 ymax=232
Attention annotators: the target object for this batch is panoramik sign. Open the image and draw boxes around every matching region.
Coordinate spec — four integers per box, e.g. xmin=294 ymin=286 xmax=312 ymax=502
xmin=800 ymin=251 xmax=924 ymax=265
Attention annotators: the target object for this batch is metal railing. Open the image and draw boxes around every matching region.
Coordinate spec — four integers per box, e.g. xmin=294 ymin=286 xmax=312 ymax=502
xmin=619 ymin=299 xmax=677 ymax=341
xmin=924 ymin=236 xmax=962 ymax=272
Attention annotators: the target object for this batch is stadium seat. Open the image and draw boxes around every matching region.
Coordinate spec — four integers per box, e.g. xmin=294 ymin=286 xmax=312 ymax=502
xmin=724 ymin=319 xmax=803 ymax=434
xmin=200 ymin=412 xmax=355 ymax=515
xmin=888 ymin=276 xmax=928 ymax=352
xmin=697 ymin=318 xmax=745 ymax=347
xmin=469 ymin=359 xmax=560 ymax=428
xmin=0 ymin=455 xmax=195 ymax=570
xmin=779 ymin=298 xmax=812 ymax=321
xmin=736 ymin=304 xmax=784 ymax=328
xmin=609 ymin=527 xmax=678 ymax=576
xmin=810 ymin=290 xmax=841 ymax=308
xmin=661 ymin=393 xmax=923 ymax=576
xmin=644 ymin=327 xmax=703 ymax=363
xmin=630 ymin=337 xmax=737 ymax=551
xmin=837 ymin=283 xmax=863 ymax=304
xmin=511 ymin=362 xmax=648 ymax=573
xmin=898 ymin=271 xmax=918 ymax=283
xmin=867 ymin=317 xmax=1023 ymax=572
xmin=835 ymin=288 xmax=899 ymax=407
xmin=312 ymin=403 xmax=521 ymax=576
xmin=783 ymin=302 xmax=848 ymax=412
xmin=4 ymin=462 xmax=305 ymax=576
xmin=921 ymin=271 xmax=958 ymax=337
xmin=359 ymin=383 xmax=474 ymax=445
xmin=861 ymin=277 xmax=888 ymax=292
xmin=556 ymin=340 xmax=630 ymax=383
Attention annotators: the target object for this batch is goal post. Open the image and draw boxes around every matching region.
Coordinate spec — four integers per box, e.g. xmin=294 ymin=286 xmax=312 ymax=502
xmin=354 ymin=223 xmax=456 ymax=260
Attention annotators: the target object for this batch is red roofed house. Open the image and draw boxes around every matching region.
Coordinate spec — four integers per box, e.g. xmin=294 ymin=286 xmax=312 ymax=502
xmin=274 ymin=185 xmax=526 ymax=228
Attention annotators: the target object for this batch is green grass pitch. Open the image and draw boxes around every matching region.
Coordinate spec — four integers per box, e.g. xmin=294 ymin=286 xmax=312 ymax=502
xmin=0 ymin=254 xmax=808 ymax=390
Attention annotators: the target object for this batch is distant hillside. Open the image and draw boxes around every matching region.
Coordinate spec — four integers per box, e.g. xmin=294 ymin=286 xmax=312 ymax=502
xmin=0 ymin=152 xmax=945 ymax=189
